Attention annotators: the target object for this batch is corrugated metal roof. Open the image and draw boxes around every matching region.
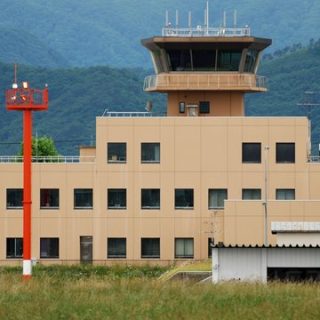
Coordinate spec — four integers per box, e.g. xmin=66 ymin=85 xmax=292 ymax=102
xmin=211 ymin=243 xmax=320 ymax=248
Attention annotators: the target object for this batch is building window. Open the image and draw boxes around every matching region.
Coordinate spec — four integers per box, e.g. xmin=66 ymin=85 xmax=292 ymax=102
xmin=40 ymin=189 xmax=59 ymax=209
xmin=141 ymin=143 xmax=160 ymax=163
xmin=208 ymin=189 xmax=227 ymax=209
xmin=108 ymin=189 xmax=126 ymax=209
xmin=107 ymin=238 xmax=126 ymax=258
xmin=208 ymin=238 xmax=214 ymax=258
xmin=141 ymin=189 xmax=160 ymax=209
xmin=199 ymin=101 xmax=210 ymax=114
xmin=6 ymin=238 xmax=23 ymax=258
xmin=141 ymin=238 xmax=160 ymax=258
xmin=242 ymin=143 xmax=261 ymax=163
xmin=74 ymin=189 xmax=93 ymax=209
xmin=175 ymin=189 xmax=194 ymax=209
xmin=40 ymin=238 xmax=59 ymax=258
xmin=276 ymin=189 xmax=295 ymax=200
xmin=276 ymin=143 xmax=295 ymax=163
xmin=242 ymin=189 xmax=261 ymax=200
xmin=6 ymin=188 xmax=23 ymax=209
xmin=107 ymin=143 xmax=126 ymax=163
xmin=175 ymin=238 xmax=194 ymax=259
xmin=179 ymin=101 xmax=185 ymax=113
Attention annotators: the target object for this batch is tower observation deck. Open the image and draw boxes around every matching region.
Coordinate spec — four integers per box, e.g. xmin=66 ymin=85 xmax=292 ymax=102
xmin=142 ymin=17 xmax=271 ymax=117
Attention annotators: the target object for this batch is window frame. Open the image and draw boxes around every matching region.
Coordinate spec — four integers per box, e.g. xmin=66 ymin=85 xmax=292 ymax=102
xmin=175 ymin=238 xmax=194 ymax=259
xmin=276 ymin=142 xmax=295 ymax=163
xmin=6 ymin=188 xmax=23 ymax=209
xmin=141 ymin=189 xmax=160 ymax=209
xmin=107 ymin=189 xmax=127 ymax=209
xmin=242 ymin=188 xmax=262 ymax=200
xmin=199 ymin=101 xmax=210 ymax=114
xmin=6 ymin=237 xmax=23 ymax=259
xmin=175 ymin=188 xmax=194 ymax=209
xmin=141 ymin=143 xmax=160 ymax=163
xmin=107 ymin=238 xmax=126 ymax=259
xmin=242 ymin=142 xmax=261 ymax=163
xmin=208 ymin=189 xmax=228 ymax=209
xmin=107 ymin=142 xmax=127 ymax=163
xmin=276 ymin=189 xmax=295 ymax=200
xmin=40 ymin=237 xmax=59 ymax=259
xmin=141 ymin=238 xmax=160 ymax=259
xmin=40 ymin=188 xmax=59 ymax=209
xmin=74 ymin=188 xmax=93 ymax=209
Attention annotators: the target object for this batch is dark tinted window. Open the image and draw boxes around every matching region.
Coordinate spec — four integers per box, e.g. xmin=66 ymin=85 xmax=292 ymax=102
xmin=108 ymin=189 xmax=126 ymax=209
xmin=175 ymin=189 xmax=194 ymax=209
xmin=217 ymin=50 xmax=242 ymax=71
xmin=141 ymin=238 xmax=160 ymax=258
xmin=74 ymin=189 xmax=93 ymax=209
xmin=40 ymin=189 xmax=59 ymax=208
xmin=199 ymin=101 xmax=210 ymax=114
xmin=6 ymin=189 xmax=23 ymax=209
xmin=40 ymin=238 xmax=59 ymax=258
xmin=107 ymin=238 xmax=126 ymax=258
xmin=6 ymin=238 xmax=23 ymax=258
xmin=242 ymin=189 xmax=261 ymax=200
xmin=276 ymin=189 xmax=295 ymax=200
xmin=192 ymin=50 xmax=216 ymax=71
xmin=242 ymin=143 xmax=261 ymax=163
xmin=108 ymin=143 xmax=126 ymax=163
xmin=167 ymin=50 xmax=192 ymax=71
xmin=141 ymin=189 xmax=160 ymax=209
xmin=141 ymin=143 xmax=160 ymax=163
xmin=276 ymin=143 xmax=295 ymax=163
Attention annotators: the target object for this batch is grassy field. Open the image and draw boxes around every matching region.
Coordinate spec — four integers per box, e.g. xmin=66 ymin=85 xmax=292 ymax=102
xmin=1 ymin=265 xmax=320 ymax=319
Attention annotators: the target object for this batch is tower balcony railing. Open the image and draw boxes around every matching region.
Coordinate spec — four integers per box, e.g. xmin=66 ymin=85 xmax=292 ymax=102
xmin=0 ymin=156 xmax=95 ymax=163
xmin=144 ymin=73 xmax=267 ymax=92
xmin=162 ymin=26 xmax=251 ymax=37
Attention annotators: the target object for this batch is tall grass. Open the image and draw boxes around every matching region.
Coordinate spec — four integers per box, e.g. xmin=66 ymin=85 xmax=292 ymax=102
xmin=0 ymin=266 xmax=320 ymax=319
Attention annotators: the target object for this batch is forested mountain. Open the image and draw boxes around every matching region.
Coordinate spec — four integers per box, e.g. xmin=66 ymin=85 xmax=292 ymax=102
xmin=0 ymin=0 xmax=319 ymax=67
xmin=0 ymin=40 xmax=319 ymax=155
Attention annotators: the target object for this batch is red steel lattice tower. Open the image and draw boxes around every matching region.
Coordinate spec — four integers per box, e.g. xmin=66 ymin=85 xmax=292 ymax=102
xmin=6 ymin=81 xmax=48 ymax=278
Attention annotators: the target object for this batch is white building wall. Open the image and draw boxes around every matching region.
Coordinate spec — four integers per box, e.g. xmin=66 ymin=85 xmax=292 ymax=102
xmin=212 ymin=247 xmax=320 ymax=283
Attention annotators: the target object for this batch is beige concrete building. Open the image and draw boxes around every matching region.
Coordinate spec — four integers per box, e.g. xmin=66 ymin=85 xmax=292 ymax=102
xmin=1 ymin=24 xmax=320 ymax=264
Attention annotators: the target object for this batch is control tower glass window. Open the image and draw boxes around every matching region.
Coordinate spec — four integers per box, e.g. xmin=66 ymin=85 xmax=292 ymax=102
xmin=217 ymin=50 xmax=242 ymax=71
xmin=244 ymin=49 xmax=258 ymax=73
xmin=192 ymin=50 xmax=216 ymax=71
xmin=167 ymin=50 xmax=192 ymax=71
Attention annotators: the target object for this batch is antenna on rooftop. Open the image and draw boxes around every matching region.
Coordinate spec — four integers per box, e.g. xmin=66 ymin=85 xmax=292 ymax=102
xmin=175 ymin=9 xmax=179 ymax=27
xmin=223 ymin=11 xmax=227 ymax=28
xmin=13 ymin=64 xmax=18 ymax=89
xmin=204 ymin=1 xmax=210 ymax=34
xmin=233 ymin=10 xmax=237 ymax=28
xmin=165 ymin=10 xmax=169 ymax=26
xmin=188 ymin=11 xmax=192 ymax=29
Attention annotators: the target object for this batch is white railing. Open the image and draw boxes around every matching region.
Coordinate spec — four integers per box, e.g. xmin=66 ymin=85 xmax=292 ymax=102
xmin=144 ymin=73 xmax=267 ymax=91
xmin=308 ymin=156 xmax=320 ymax=163
xmin=162 ymin=26 xmax=251 ymax=37
xmin=0 ymin=156 xmax=96 ymax=163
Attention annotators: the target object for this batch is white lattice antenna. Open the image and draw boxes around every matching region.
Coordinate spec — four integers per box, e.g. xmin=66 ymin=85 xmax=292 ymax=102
xmin=234 ymin=10 xmax=237 ymax=28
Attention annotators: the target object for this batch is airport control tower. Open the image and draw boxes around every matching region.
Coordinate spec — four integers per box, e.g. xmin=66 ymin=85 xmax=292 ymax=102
xmin=142 ymin=10 xmax=271 ymax=117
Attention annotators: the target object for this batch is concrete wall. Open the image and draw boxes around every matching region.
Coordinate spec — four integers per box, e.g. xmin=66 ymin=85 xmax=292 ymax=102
xmin=1 ymin=116 xmax=320 ymax=263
